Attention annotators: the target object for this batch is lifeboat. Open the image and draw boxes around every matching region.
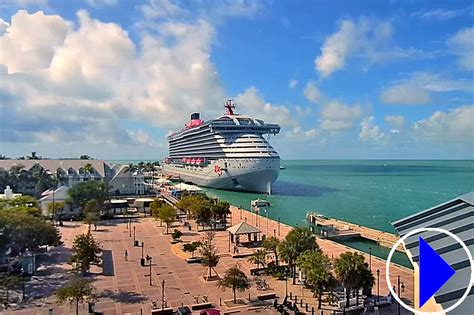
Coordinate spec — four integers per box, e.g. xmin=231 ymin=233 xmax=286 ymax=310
xmin=190 ymin=159 xmax=196 ymax=164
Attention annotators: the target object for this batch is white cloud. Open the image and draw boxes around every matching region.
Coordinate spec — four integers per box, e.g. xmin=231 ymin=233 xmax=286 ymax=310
xmin=320 ymin=101 xmax=361 ymax=131
xmin=315 ymin=18 xmax=425 ymax=77
xmin=138 ymin=0 xmax=185 ymax=19
xmin=288 ymin=79 xmax=298 ymax=88
xmin=295 ymin=105 xmax=312 ymax=116
xmin=411 ymin=9 xmax=458 ymax=20
xmin=448 ymin=27 xmax=474 ymax=71
xmin=359 ymin=116 xmax=388 ymax=143
xmin=85 ymin=0 xmax=118 ymax=8
xmin=303 ymin=80 xmax=321 ymax=103
xmin=0 ymin=10 xmax=69 ymax=73
xmin=283 ymin=126 xmax=319 ymax=142
xmin=234 ymin=86 xmax=296 ymax=127
xmin=385 ymin=115 xmax=405 ymax=128
xmin=380 ymin=84 xmax=431 ymax=105
xmin=380 ymin=72 xmax=473 ymax=105
xmin=413 ymin=105 xmax=474 ymax=143
xmin=0 ymin=18 xmax=9 ymax=35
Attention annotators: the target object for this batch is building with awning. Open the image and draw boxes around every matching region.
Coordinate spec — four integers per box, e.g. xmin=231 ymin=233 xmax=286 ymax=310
xmin=132 ymin=197 xmax=156 ymax=215
xmin=392 ymin=191 xmax=473 ymax=315
xmin=227 ymin=221 xmax=261 ymax=244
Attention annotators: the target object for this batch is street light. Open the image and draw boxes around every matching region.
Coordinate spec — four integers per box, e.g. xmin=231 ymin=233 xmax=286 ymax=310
xmin=376 ymin=269 xmax=380 ymax=303
xmin=161 ymin=279 xmax=166 ymax=310
xmin=140 ymin=242 xmax=145 ymax=266
xmin=129 ymin=219 xmax=132 ymax=237
xmin=369 ymin=247 xmax=372 ymax=272
xmin=133 ymin=226 xmax=136 ymax=245
xmin=397 ymin=276 xmax=405 ymax=315
xmin=285 ymin=268 xmax=289 ymax=299
xmin=277 ymin=217 xmax=280 ymax=236
xmin=148 ymin=256 xmax=153 ymax=286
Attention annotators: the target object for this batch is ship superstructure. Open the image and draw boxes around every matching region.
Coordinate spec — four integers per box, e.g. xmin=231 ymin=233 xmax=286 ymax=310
xmin=162 ymin=100 xmax=281 ymax=193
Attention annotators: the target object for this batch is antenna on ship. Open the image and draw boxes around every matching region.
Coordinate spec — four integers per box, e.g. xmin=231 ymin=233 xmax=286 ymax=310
xmin=224 ymin=99 xmax=235 ymax=115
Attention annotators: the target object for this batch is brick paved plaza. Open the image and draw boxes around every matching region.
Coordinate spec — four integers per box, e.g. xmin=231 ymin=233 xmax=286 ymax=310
xmin=2 ymin=205 xmax=414 ymax=315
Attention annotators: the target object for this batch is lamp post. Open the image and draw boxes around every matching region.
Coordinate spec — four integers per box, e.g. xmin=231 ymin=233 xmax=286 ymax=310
xmin=141 ymin=242 xmax=144 ymax=259
xmin=397 ymin=276 xmax=405 ymax=315
xmin=273 ymin=229 xmax=276 ymax=237
xmin=240 ymin=205 xmax=242 ymax=220
xmin=161 ymin=279 xmax=166 ymax=310
xmin=376 ymin=269 xmax=380 ymax=303
xmin=129 ymin=219 xmax=132 ymax=237
xmin=277 ymin=217 xmax=280 ymax=236
xmin=369 ymin=247 xmax=372 ymax=272
xmin=148 ymin=256 xmax=153 ymax=286
xmin=133 ymin=226 xmax=136 ymax=244
xmin=285 ymin=268 xmax=289 ymax=299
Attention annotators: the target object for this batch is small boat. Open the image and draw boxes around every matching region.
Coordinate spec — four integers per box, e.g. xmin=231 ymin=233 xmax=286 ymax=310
xmin=251 ymin=198 xmax=271 ymax=209
xmin=280 ymin=165 xmax=286 ymax=170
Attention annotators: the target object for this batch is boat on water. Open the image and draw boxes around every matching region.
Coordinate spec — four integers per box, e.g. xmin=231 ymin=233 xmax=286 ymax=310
xmin=162 ymin=100 xmax=281 ymax=194
xmin=279 ymin=165 xmax=286 ymax=170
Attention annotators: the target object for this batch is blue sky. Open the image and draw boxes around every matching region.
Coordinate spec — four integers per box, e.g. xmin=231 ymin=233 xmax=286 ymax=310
xmin=0 ymin=0 xmax=473 ymax=159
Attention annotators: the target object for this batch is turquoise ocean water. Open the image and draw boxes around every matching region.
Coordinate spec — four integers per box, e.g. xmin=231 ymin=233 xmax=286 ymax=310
xmin=112 ymin=159 xmax=474 ymax=267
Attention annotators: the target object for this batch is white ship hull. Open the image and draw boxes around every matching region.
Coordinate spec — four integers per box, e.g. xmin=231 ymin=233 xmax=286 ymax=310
xmin=162 ymin=158 xmax=280 ymax=194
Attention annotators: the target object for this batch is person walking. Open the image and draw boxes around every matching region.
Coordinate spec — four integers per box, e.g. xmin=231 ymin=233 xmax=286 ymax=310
xmin=124 ymin=249 xmax=128 ymax=261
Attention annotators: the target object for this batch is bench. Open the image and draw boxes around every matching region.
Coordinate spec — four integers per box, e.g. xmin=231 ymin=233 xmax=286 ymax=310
xmin=186 ymin=257 xmax=203 ymax=264
xmin=250 ymin=267 xmax=267 ymax=276
xmin=151 ymin=308 xmax=174 ymax=315
xmin=191 ymin=302 xmax=213 ymax=310
xmin=257 ymin=292 xmax=277 ymax=300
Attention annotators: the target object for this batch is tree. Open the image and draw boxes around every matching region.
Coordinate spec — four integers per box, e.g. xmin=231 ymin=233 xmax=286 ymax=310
xmin=172 ymin=229 xmax=183 ymax=240
xmin=183 ymin=241 xmax=201 ymax=258
xmin=56 ymin=277 xmax=96 ymax=315
xmin=67 ymin=181 xmax=109 ymax=214
xmin=297 ymin=251 xmax=334 ymax=309
xmin=156 ymin=204 xmax=176 ymax=234
xmin=150 ymin=198 xmax=164 ymax=220
xmin=79 ymin=154 xmax=91 ymax=160
xmin=262 ymin=236 xmax=280 ymax=268
xmin=83 ymin=199 xmax=100 ymax=230
xmin=248 ymin=249 xmax=267 ymax=269
xmin=211 ymin=201 xmax=230 ymax=229
xmin=0 ymin=211 xmax=61 ymax=255
xmin=32 ymin=167 xmax=55 ymax=197
xmin=333 ymin=252 xmax=373 ymax=307
xmin=83 ymin=212 xmax=100 ymax=231
xmin=70 ymin=232 xmax=102 ymax=274
xmin=200 ymin=232 xmax=220 ymax=280
xmin=279 ymin=227 xmax=318 ymax=284
xmin=217 ymin=264 xmax=251 ymax=303
xmin=48 ymin=201 xmax=64 ymax=221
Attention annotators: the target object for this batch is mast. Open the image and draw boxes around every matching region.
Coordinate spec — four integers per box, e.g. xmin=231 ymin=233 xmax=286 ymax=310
xmin=224 ymin=99 xmax=235 ymax=115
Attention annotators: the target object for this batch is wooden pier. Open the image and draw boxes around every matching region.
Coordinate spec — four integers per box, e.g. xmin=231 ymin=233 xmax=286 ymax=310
xmin=306 ymin=212 xmax=404 ymax=252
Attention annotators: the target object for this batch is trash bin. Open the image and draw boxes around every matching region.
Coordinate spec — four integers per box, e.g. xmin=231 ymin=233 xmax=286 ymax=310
xmin=140 ymin=258 xmax=145 ymax=266
xmin=134 ymin=240 xmax=139 ymax=246
xmin=188 ymin=225 xmax=191 ymax=231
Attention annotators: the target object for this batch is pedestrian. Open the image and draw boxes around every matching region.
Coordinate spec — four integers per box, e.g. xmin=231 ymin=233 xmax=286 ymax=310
xmin=124 ymin=249 xmax=128 ymax=261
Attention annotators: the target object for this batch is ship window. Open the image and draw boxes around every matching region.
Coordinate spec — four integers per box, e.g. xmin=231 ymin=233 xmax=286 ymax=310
xmin=236 ymin=118 xmax=255 ymax=125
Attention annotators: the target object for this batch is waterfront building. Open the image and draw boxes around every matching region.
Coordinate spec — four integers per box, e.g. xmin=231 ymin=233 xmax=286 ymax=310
xmin=0 ymin=159 xmax=146 ymax=196
xmin=392 ymin=191 xmax=474 ymax=315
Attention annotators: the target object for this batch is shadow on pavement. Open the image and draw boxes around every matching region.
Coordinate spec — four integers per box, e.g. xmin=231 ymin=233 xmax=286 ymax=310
xmin=101 ymin=250 xmax=115 ymax=276
xmin=99 ymin=289 xmax=147 ymax=304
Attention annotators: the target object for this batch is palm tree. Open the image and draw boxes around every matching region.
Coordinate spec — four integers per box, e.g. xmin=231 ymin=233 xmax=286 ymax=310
xmin=333 ymin=252 xmax=372 ymax=307
xmin=217 ymin=264 xmax=251 ymax=303
xmin=297 ymin=250 xmax=334 ymax=309
xmin=279 ymin=227 xmax=318 ymax=284
xmin=33 ymin=167 xmax=55 ymax=197
xmin=248 ymin=249 xmax=267 ymax=269
xmin=262 ymin=236 xmax=280 ymax=268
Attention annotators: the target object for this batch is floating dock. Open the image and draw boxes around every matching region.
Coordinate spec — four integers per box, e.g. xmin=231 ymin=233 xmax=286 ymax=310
xmin=306 ymin=212 xmax=404 ymax=252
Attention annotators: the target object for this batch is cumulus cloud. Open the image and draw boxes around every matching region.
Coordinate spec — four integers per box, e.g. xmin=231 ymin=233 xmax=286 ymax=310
xmin=413 ymin=105 xmax=474 ymax=143
xmin=303 ymin=81 xmax=321 ymax=103
xmin=288 ymin=79 xmax=298 ymax=88
xmin=234 ymin=86 xmax=296 ymax=127
xmin=411 ymin=7 xmax=473 ymax=21
xmin=359 ymin=116 xmax=388 ymax=143
xmin=385 ymin=115 xmax=405 ymax=128
xmin=380 ymin=84 xmax=431 ymax=105
xmin=320 ymin=101 xmax=361 ymax=131
xmin=448 ymin=27 xmax=474 ymax=71
xmin=0 ymin=8 xmax=235 ymax=154
xmin=0 ymin=18 xmax=9 ymax=35
xmin=0 ymin=10 xmax=69 ymax=73
xmin=314 ymin=18 xmax=426 ymax=77
xmin=380 ymin=72 xmax=473 ymax=105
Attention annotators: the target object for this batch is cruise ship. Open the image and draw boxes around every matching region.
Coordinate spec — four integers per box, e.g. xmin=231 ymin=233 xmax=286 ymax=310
xmin=162 ymin=100 xmax=281 ymax=193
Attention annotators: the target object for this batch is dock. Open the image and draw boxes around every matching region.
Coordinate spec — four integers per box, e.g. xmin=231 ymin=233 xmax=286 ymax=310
xmin=306 ymin=212 xmax=404 ymax=252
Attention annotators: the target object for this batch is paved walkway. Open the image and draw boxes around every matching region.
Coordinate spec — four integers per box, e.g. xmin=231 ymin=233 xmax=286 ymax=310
xmin=3 ymin=205 xmax=414 ymax=315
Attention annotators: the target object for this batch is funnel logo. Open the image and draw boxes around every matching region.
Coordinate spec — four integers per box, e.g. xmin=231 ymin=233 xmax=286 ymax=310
xmin=386 ymin=227 xmax=473 ymax=314
xmin=419 ymin=236 xmax=455 ymax=308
